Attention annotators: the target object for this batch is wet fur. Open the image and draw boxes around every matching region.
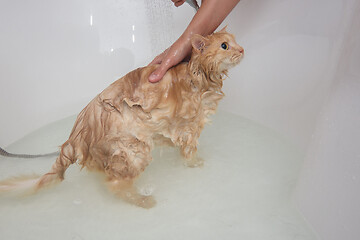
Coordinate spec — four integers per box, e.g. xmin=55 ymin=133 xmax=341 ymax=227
xmin=0 ymin=29 xmax=243 ymax=208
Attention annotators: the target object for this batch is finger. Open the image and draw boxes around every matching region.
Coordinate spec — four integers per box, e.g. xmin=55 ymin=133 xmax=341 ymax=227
xmin=148 ymin=56 xmax=162 ymax=66
xmin=148 ymin=48 xmax=169 ymax=66
xmin=148 ymin=61 xmax=171 ymax=83
xmin=174 ymin=0 xmax=186 ymax=7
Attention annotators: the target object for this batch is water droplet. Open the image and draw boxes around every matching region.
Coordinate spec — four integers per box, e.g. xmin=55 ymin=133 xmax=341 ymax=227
xmin=139 ymin=184 xmax=155 ymax=196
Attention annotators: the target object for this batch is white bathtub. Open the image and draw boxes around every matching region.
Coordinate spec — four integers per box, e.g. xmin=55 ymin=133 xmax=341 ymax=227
xmin=0 ymin=0 xmax=359 ymax=239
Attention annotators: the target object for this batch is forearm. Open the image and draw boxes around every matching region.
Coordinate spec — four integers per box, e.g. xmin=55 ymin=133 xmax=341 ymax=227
xmin=180 ymin=0 xmax=240 ymax=44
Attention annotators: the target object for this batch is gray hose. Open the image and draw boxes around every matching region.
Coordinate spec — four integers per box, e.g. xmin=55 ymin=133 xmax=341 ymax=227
xmin=0 ymin=147 xmax=59 ymax=159
xmin=186 ymin=0 xmax=199 ymax=11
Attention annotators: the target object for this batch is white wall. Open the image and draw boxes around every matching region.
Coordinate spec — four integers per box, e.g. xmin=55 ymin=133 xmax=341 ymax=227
xmin=0 ymin=0 xmax=351 ymax=151
xmin=0 ymin=0 xmax=187 ymax=147
xmin=295 ymin=1 xmax=360 ymax=239
xmin=221 ymin=0 xmax=355 ymax=151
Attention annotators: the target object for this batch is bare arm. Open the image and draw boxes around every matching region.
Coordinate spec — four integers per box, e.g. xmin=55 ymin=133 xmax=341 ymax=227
xmin=148 ymin=0 xmax=240 ymax=83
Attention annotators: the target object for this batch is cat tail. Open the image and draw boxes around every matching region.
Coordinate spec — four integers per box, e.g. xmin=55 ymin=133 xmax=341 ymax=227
xmin=0 ymin=141 xmax=75 ymax=194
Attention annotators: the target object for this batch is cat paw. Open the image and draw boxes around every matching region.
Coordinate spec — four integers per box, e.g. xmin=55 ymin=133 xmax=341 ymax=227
xmin=184 ymin=157 xmax=204 ymax=168
xmin=134 ymin=195 xmax=157 ymax=209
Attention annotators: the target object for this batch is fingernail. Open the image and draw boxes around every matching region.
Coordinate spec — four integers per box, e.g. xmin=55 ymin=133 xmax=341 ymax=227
xmin=149 ymin=73 xmax=158 ymax=82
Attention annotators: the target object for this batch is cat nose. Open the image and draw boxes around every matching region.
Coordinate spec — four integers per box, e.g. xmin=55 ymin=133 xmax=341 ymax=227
xmin=238 ymin=47 xmax=244 ymax=54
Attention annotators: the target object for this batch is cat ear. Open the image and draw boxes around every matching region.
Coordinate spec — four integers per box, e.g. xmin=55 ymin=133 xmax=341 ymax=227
xmin=218 ymin=25 xmax=228 ymax=33
xmin=191 ymin=34 xmax=208 ymax=53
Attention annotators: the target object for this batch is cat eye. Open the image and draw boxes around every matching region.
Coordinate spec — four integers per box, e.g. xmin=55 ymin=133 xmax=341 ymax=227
xmin=221 ymin=42 xmax=229 ymax=50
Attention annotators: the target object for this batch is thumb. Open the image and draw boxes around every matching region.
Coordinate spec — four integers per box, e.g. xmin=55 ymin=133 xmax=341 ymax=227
xmin=148 ymin=62 xmax=170 ymax=83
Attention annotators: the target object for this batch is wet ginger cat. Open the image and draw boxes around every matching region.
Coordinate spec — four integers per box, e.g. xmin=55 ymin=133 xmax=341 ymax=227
xmin=0 ymin=29 xmax=244 ymax=208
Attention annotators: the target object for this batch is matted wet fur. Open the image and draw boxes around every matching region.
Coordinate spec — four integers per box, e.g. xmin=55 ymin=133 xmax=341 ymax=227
xmin=0 ymin=28 xmax=244 ymax=208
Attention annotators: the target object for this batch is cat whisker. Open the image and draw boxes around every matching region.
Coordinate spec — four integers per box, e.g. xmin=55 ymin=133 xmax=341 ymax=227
xmin=231 ymin=54 xmax=242 ymax=63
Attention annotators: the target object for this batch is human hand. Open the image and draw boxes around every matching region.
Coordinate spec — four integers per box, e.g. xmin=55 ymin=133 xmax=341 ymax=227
xmin=148 ymin=36 xmax=192 ymax=83
xmin=171 ymin=0 xmax=186 ymax=7
xmin=148 ymin=0 xmax=240 ymax=83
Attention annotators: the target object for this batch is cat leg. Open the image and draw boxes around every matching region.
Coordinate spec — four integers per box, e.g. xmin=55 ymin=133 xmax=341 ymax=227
xmin=182 ymin=145 xmax=204 ymax=168
xmin=178 ymin=129 xmax=204 ymax=168
xmin=103 ymin=136 xmax=156 ymax=208
xmin=106 ymin=178 xmax=155 ymax=209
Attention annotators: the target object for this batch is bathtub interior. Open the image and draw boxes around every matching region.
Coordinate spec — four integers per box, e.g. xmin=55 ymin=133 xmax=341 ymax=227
xmin=1 ymin=110 xmax=315 ymax=240
xmin=0 ymin=0 xmax=359 ymax=239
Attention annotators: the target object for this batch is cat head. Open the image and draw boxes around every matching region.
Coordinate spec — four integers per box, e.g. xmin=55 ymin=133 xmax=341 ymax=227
xmin=191 ymin=27 xmax=244 ymax=73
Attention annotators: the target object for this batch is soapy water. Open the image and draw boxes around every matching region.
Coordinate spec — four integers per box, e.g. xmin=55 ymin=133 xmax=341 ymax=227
xmin=0 ymin=110 xmax=317 ymax=240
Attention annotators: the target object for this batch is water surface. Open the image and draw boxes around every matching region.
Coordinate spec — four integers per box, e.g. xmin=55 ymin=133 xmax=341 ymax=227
xmin=0 ymin=111 xmax=317 ymax=240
